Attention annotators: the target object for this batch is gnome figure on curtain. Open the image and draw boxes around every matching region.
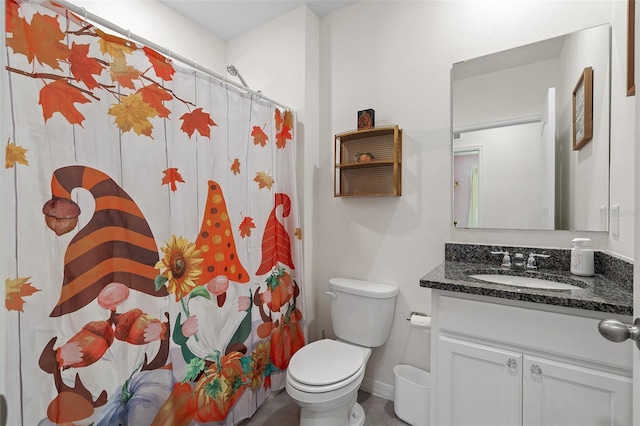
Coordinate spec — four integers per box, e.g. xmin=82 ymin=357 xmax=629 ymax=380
xmin=39 ymin=166 xmax=171 ymax=425
xmin=162 ymin=180 xmax=252 ymax=363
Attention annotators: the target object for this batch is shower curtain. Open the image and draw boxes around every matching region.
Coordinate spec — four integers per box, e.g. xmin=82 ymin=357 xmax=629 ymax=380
xmin=2 ymin=1 xmax=306 ymax=425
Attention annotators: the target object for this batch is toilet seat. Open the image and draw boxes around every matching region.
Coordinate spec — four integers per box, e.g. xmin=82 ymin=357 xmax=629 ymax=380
xmin=288 ymin=340 xmax=364 ymax=392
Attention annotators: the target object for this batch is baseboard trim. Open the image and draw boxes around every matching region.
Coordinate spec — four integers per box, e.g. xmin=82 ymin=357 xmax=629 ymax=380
xmin=361 ymin=379 xmax=395 ymax=401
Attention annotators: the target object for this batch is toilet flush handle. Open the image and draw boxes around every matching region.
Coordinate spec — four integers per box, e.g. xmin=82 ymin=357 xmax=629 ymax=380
xmin=325 ymin=291 xmax=337 ymax=299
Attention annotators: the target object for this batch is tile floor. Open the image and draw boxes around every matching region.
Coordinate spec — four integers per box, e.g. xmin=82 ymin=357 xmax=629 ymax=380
xmin=238 ymin=389 xmax=409 ymax=425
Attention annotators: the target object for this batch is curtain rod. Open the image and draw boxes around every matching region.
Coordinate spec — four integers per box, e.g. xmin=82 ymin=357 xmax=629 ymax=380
xmin=38 ymin=0 xmax=290 ymax=110
xmin=453 ymin=113 xmax=541 ymax=135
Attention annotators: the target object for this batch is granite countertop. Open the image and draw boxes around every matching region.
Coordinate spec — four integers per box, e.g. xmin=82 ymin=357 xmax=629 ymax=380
xmin=420 ymin=261 xmax=632 ymax=315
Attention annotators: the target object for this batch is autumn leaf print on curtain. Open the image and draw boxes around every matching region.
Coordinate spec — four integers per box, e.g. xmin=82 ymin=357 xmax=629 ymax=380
xmin=5 ymin=0 xmax=215 ymax=139
xmin=3 ymin=1 xmax=305 ymax=425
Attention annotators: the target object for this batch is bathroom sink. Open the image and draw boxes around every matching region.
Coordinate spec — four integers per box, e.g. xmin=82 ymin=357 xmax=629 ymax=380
xmin=468 ymin=274 xmax=581 ymax=290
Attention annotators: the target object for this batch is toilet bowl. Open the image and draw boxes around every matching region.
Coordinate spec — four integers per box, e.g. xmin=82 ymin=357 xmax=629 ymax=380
xmin=286 ymin=339 xmax=371 ymax=426
xmin=285 ymin=277 xmax=398 ymax=426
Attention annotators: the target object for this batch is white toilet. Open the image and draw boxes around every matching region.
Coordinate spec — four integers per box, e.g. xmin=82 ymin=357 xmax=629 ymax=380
xmin=286 ymin=277 xmax=399 ymax=426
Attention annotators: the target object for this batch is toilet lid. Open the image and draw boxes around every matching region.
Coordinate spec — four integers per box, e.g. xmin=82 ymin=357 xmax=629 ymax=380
xmin=288 ymin=339 xmax=364 ymax=386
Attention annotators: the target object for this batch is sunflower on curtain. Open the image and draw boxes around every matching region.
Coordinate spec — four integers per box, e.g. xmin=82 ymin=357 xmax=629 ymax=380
xmin=3 ymin=1 xmax=305 ymax=425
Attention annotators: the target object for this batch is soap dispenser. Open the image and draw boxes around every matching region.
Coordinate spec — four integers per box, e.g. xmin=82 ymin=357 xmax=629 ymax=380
xmin=571 ymin=238 xmax=594 ymax=276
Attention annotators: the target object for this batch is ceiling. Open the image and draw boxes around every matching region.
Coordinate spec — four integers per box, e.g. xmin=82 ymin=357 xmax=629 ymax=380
xmin=159 ymin=1 xmax=355 ymax=41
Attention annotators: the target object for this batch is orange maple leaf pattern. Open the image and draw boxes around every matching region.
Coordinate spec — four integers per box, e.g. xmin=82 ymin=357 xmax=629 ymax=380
xmin=5 ymin=277 xmax=40 ymax=312
xmin=254 ymin=171 xmax=274 ymax=190
xmin=251 ymin=126 xmax=269 ymax=147
xmin=180 ymin=108 xmax=217 ymax=139
xmin=274 ymin=109 xmax=284 ymax=130
xmin=6 ymin=0 xmax=21 ymax=34
xmin=138 ymin=84 xmax=172 ymax=118
xmin=276 ymin=126 xmax=292 ymax=149
xmin=162 ymin=168 xmax=185 ymax=192
xmin=143 ymin=47 xmax=175 ymax=81
xmin=69 ymin=42 xmax=104 ymax=90
xmin=5 ymin=141 xmax=29 ymax=169
xmin=39 ymin=79 xmax=91 ymax=126
xmin=231 ymin=158 xmax=241 ymax=175
xmin=274 ymin=109 xmax=293 ymax=149
xmin=6 ymin=12 xmax=70 ymax=70
xmin=295 ymin=228 xmax=302 ymax=240
xmin=239 ymin=216 xmax=256 ymax=238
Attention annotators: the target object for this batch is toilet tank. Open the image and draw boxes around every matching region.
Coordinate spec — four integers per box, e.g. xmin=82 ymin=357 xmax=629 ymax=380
xmin=328 ymin=277 xmax=399 ymax=347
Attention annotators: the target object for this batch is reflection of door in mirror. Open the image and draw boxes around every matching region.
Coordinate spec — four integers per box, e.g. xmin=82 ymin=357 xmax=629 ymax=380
xmin=540 ymin=88 xmax=556 ymax=230
xmin=454 ymin=119 xmax=552 ymax=230
xmin=453 ymin=148 xmax=480 ymax=228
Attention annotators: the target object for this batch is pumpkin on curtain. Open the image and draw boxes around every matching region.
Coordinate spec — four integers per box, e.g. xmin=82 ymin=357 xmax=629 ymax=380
xmin=2 ymin=1 xmax=305 ymax=425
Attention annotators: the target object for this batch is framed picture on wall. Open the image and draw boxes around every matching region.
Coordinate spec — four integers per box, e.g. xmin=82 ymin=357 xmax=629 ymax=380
xmin=572 ymin=66 xmax=593 ymax=151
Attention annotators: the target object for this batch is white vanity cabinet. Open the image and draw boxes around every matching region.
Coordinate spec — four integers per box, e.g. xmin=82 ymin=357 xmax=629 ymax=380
xmin=438 ymin=337 xmax=522 ymax=425
xmin=522 ymin=355 xmax=631 ymax=425
xmin=432 ymin=291 xmax=632 ymax=426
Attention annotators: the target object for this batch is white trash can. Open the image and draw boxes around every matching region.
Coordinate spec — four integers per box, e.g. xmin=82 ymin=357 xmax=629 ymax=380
xmin=393 ymin=364 xmax=430 ymax=426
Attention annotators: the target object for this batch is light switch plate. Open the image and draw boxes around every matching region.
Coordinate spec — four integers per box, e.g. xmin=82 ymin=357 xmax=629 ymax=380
xmin=611 ymin=205 xmax=620 ymax=236
xmin=600 ymin=205 xmax=608 ymax=230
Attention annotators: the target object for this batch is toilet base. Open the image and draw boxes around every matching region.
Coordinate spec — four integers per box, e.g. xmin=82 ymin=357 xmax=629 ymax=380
xmin=350 ymin=403 xmax=365 ymax=426
xmin=298 ymin=400 xmax=365 ymax=426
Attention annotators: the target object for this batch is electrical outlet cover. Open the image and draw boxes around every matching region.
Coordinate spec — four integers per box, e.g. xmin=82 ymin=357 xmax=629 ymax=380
xmin=611 ymin=205 xmax=620 ymax=236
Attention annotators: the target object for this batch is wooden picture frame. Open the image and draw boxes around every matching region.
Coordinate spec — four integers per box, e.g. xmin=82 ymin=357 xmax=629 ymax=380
xmin=628 ymin=0 xmax=636 ymax=96
xmin=572 ymin=66 xmax=593 ymax=151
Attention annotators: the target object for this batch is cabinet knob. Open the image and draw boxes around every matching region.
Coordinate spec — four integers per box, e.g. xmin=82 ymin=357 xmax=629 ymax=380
xmin=598 ymin=318 xmax=640 ymax=349
xmin=506 ymin=358 xmax=518 ymax=370
xmin=530 ymin=364 xmax=543 ymax=376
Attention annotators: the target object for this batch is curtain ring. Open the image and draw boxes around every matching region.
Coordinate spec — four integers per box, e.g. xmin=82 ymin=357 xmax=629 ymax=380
xmin=80 ymin=7 xmax=89 ymax=27
xmin=126 ymin=29 xmax=132 ymax=47
xmin=193 ymin=61 xmax=198 ymax=77
xmin=165 ymin=47 xmax=172 ymax=64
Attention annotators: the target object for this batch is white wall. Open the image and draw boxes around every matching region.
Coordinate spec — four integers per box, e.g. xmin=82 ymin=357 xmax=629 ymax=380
xmin=70 ymin=0 xmax=227 ymax=73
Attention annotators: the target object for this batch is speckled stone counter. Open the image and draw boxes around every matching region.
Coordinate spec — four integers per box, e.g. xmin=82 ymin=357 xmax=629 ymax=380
xmin=420 ymin=243 xmax=633 ymax=315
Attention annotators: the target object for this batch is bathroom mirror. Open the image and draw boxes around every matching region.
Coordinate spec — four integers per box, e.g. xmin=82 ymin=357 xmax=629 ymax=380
xmin=452 ymin=24 xmax=610 ymax=231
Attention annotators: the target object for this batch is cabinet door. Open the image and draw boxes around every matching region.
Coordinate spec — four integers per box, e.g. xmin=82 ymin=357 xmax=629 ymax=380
xmin=437 ymin=337 xmax=522 ymax=426
xmin=523 ymin=356 xmax=632 ymax=426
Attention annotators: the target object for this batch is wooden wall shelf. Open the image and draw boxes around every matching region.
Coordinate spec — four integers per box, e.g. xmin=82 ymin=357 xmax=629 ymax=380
xmin=334 ymin=125 xmax=402 ymax=197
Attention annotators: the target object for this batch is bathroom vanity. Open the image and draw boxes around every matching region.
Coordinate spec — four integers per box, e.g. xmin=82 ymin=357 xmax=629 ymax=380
xmin=421 ymin=244 xmax=633 ymax=426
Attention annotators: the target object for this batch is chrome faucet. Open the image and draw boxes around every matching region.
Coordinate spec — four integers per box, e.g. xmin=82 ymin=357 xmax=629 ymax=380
xmin=526 ymin=253 xmax=550 ymax=270
xmin=491 ymin=251 xmax=511 ymax=269
xmin=492 ymin=250 xmax=550 ymax=270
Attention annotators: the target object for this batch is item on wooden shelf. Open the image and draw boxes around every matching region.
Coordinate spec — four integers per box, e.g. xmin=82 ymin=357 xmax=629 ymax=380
xmin=355 ymin=152 xmax=374 ymax=163
xmin=357 ymin=109 xmax=375 ymax=130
